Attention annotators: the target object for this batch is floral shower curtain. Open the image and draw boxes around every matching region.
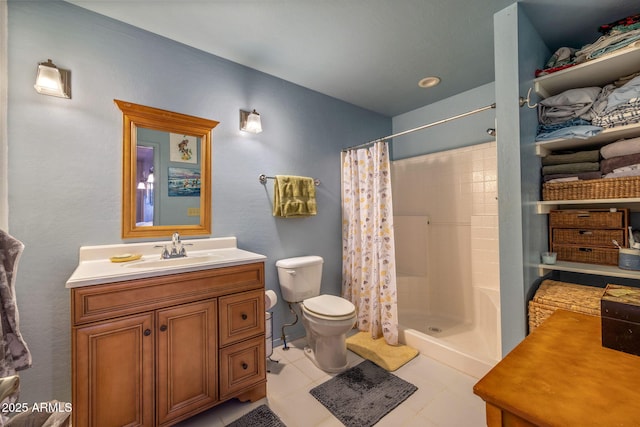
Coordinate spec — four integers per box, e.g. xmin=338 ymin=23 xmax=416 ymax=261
xmin=341 ymin=141 xmax=398 ymax=345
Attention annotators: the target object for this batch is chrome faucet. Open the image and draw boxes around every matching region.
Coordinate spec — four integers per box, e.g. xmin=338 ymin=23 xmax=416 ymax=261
xmin=155 ymin=232 xmax=190 ymax=259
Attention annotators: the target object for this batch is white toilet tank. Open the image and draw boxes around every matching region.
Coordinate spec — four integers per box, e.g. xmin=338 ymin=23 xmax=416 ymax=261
xmin=276 ymin=256 xmax=323 ymax=302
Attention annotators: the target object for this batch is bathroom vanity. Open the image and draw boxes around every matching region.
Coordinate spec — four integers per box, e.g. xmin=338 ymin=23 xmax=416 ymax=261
xmin=66 ymin=237 xmax=267 ymax=426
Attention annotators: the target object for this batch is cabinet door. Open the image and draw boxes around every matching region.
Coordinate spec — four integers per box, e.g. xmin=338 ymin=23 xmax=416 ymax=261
xmin=156 ymin=299 xmax=217 ymax=426
xmin=73 ymin=313 xmax=154 ymax=427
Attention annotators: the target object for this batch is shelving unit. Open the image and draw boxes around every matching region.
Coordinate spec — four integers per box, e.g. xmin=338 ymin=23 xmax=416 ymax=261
xmin=536 ymin=198 xmax=640 ymax=214
xmin=533 ymin=43 xmax=640 ymax=280
xmin=534 ymin=43 xmax=640 ymax=98
xmin=535 ymin=122 xmax=640 ymax=157
xmin=538 ymin=260 xmax=640 ymax=280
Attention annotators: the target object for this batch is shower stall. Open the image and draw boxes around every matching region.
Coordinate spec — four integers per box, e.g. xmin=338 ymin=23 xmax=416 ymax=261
xmin=392 ymin=141 xmax=501 ymax=378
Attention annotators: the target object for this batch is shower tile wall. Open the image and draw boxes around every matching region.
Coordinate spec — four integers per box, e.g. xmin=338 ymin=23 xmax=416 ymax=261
xmin=392 ymin=141 xmax=498 ymax=329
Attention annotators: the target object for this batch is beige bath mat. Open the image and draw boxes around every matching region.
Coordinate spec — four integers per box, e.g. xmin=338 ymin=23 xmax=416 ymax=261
xmin=346 ymin=332 xmax=419 ymax=371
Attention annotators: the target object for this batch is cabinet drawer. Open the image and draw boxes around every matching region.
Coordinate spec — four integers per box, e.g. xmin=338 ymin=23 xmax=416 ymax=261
xmin=552 ymin=244 xmax=619 ymax=266
xmin=552 ymin=228 xmax=624 ymax=247
xmin=219 ymin=336 xmax=266 ymax=399
xmin=219 ymin=289 xmax=265 ymax=346
xmin=549 ymin=209 xmax=628 ymax=229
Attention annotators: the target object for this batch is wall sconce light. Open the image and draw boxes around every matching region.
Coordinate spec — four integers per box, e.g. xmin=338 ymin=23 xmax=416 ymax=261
xmin=240 ymin=109 xmax=263 ymax=133
xmin=34 ymin=59 xmax=71 ymax=99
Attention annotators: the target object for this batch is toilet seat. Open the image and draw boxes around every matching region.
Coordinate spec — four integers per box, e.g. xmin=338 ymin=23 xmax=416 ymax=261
xmin=302 ymin=295 xmax=356 ymax=321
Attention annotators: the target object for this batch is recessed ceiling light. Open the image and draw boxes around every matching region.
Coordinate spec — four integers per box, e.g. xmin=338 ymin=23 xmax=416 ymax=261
xmin=418 ymin=76 xmax=441 ymax=88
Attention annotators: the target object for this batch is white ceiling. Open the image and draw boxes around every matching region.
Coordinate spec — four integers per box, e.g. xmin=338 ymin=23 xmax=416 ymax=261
xmin=65 ymin=0 xmax=638 ymax=117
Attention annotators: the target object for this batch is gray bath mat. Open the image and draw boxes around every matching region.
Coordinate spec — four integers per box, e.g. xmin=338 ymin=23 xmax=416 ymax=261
xmin=310 ymin=360 xmax=418 ymax=427
xmin=226 ymin=404 xmax=286 ymax=427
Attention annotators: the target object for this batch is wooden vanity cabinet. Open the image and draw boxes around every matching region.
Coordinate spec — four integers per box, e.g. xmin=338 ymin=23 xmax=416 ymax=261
xmin=71 ymin=262 xmax=266 ymax=427
xmin=73 ymin=312 xmax=155 ymax=426
xmin=156 ymin=299 xmax=218 ymax=425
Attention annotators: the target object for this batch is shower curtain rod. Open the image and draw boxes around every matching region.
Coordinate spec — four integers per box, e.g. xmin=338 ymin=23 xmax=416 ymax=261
xmin=342 ymin=102 xmax=496 ymax=152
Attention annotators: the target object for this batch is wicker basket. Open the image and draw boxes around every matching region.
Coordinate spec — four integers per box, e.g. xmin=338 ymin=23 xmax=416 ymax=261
xmin=542 ymin=176 xmax=640 ymax=201
xmin=548 ymin=209 xmax=627 ymax=229
xmin=528 ymin=280 xmax=604 ymax=332
xmin=552 ymin=228 xmax=624 ymax=247
xmin=552 ymin=244 xmax=619 ymax=265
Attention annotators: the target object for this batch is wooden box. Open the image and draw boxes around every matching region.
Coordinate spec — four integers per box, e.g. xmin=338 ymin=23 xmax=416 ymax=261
xmin=601 ymin=284 xmax=640 ymax=357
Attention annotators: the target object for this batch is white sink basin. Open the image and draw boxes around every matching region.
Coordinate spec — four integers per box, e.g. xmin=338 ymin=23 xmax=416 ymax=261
xmin=65 ymin=237 xmax=267 ymax=288
xmin=124 ymin=254 xmax=225 ymax=269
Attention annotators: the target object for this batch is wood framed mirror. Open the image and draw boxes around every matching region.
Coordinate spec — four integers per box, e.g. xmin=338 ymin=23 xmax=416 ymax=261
xmin=115 ymin=100 xmax=219 ymax=239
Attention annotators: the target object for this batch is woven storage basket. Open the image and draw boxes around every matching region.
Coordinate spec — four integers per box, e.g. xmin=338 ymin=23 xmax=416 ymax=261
xmin=552 ymin=244 xmax=619 ymax=265
xmin=542 ymin=176 xmax=640 ymax=201
xmin=552 ymin=228 xmax=624 ymax=247
xmin=528 ymin=279 xmax=604 ymax=332
xmin=548 ymin=209 xmax=626 ymax=229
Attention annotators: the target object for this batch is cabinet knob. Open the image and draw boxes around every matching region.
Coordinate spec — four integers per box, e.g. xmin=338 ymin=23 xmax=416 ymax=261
xmin=241 ymin=313 xmax=248 ymax=320
xmin=143 ymin=329 xmax=151 ymax=336
xmin=241 ymin=362 xmax=248 ymax=370
xmin=160 ymin=325 xmax=168 ymax=332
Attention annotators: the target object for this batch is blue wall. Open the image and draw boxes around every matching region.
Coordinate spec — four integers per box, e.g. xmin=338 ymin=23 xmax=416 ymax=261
xmin=390 ymin=83 xmax=496 ymax=160
xmin=7 ymin=1 xmax=390 ymax=404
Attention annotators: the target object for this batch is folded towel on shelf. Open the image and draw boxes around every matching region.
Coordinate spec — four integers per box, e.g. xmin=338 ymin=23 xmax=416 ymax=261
xmin=546 ymin=177 xmax=580 ymax=183
xmin=273 ymin=175 xmax=317 ymax=217
xmin=604 ymin=75 xmax=640 ymax=113
xmin=541 ymin=162 xmax=600 ymax=176
xmin=542 ymin=171 xmax=602 ymax=182
xmin=601 ymin=152 xmax=640 ymax=174
xmin=612 ymin=163 xmax=640 ymax=174
xmin=600 ymin=136 xmax=640 ymax=158
xmin=592 ymin=98 xmax=640 ymax=128
xmin=538 ymin=87 xmax=603 ymax=124
xmin=604 ymin=169 xmax=640 ymax=179
xmin=535 ymin=125 xmax=603 ymax=141
xmin=615 ymin=71 xmax=640 ymax=88
xmin=541 ymin=150 xmax=600 ymax=166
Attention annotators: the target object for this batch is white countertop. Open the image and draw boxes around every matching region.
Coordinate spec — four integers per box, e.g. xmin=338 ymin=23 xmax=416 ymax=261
xmin=66 ymin=237 xmax=266 ymax=288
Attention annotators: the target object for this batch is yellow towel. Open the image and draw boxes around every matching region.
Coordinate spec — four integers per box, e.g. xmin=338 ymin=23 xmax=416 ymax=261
xmin=346 ymin=332 xmax=419 ymax=371
xmin=273 ymin=175 xmax=317 ymax=217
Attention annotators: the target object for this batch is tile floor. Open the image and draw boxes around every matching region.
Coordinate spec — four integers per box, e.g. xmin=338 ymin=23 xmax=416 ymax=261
xmin=177 ymin=338 xmax=487 ymax=426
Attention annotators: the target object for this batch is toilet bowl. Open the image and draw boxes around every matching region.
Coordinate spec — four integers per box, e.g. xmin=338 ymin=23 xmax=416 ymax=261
xmin=301 ymin=294 xmax=356 ymax=372
xmin=276 ymin=256 xmax=357 ymax=373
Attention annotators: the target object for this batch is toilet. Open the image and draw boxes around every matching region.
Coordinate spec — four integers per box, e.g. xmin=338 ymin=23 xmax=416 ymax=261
xmin=276 ymin=256 xmax=357 ymax=373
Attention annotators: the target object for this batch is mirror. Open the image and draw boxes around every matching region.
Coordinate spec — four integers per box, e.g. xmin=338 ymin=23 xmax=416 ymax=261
xmin=115 ymin=100 xmax=219 ymax=239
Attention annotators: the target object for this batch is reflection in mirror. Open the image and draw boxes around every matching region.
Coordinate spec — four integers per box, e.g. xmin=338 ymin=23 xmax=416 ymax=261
xmin=115 ymin=100 xmax=219 ymax=239
xmin=136 ymin=145 xmax=155 ymax=225
xmin=135 ymin=128 xmax=202 ymax=227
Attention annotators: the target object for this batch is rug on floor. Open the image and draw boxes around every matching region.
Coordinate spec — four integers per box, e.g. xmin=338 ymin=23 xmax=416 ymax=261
xmin=346 ymin=331 xmax=419 ymax=371
xmin=226 ymin=404 xmax=286 ymax=427
xmin=310 ymin=360 xmax=418 ymax=427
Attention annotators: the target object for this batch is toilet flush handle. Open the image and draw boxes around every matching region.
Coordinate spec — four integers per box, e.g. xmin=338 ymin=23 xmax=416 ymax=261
xmin=286 ymin=269 xmax=296 ymax=276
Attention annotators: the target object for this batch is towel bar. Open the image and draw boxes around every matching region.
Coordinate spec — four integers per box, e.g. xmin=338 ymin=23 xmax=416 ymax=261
xmin=259 ymin=174 xmax=320 ymax=186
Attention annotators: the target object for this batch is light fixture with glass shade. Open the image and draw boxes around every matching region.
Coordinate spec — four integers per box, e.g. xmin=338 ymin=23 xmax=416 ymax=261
xmin=34 ymin=59 xmax=71 ymax=99
xmin=240 ymin=109 xmax=263 ymax=133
